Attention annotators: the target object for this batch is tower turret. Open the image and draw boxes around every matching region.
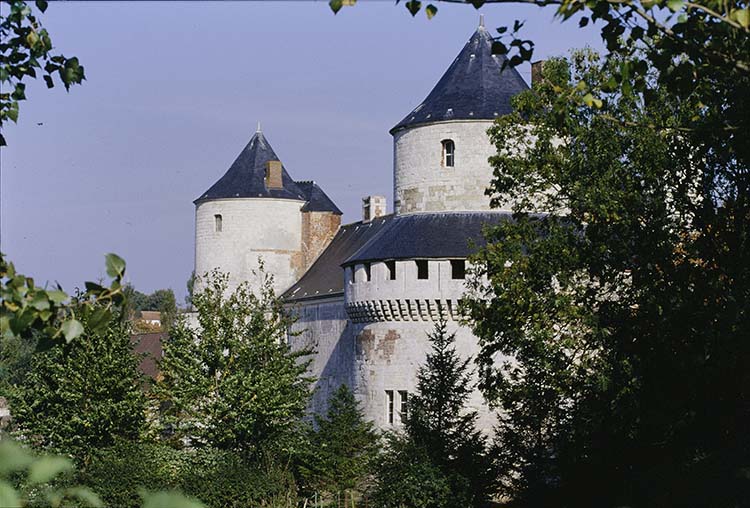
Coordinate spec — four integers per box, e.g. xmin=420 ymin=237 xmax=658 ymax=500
xmin=194 ymin=127 xmax=341 ymax=296
xmin=391 ymin=21 xmax=529 ymax=214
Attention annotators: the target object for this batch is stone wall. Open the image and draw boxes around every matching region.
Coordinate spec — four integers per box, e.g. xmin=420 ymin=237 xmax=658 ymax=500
xmin=393 ymin=120 xmax=514 ymax=213
xmin=353 ymin=320 xmax=498 ymax=432
xmin=301 ymin=211 xmax=341 ymax=272
xmin=287 ymin=295 xmax=357 ymax=416
xmin=195 ymin=198 xmax=304 ymax=296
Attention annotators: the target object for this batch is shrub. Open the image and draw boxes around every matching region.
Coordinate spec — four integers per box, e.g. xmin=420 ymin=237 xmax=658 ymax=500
xmin=78 ymin=441 xmax=298 ymax=508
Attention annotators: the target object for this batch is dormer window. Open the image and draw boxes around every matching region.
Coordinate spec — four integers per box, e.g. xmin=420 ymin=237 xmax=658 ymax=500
xmin=441 ymin=139 xmax=455 ymax=167
xmin=214 ymin=214 xmax=222 ymax=232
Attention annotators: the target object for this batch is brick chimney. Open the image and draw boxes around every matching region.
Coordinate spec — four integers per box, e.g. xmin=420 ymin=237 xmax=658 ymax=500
xmin=362 ymin=195 xmax=387 ymax=222
xmin=531 ymin=60 xmax=545 ymax=86
xmin=265 ymin=160 xmax=283 ymax=189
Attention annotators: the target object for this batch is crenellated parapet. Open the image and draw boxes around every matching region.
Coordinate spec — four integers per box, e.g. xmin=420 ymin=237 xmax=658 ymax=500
xmin=345 ymin=298 xmax=466 ymax=323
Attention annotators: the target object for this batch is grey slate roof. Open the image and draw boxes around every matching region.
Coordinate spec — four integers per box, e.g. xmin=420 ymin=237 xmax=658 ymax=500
xmin=344 ymin=212 xmax=514 ymax=265
xmin=296 ymin=181 xmax=343 ymax=215
xmin=195 ymin=130 xmax=307 ymax=204
xmin=390 ymin=25 xmax=529 ymax=134
xmin=283 ymin=212 xmax=516 ymax=302
xmin=283 ymin=215 xmax=395 ymax=302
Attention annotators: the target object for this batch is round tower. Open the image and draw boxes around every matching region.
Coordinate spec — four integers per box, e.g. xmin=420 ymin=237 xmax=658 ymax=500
xmin=390 ymin=19 xmax=528 ymax=214
xmin=194 ymin=126 xmax=307 ymax=296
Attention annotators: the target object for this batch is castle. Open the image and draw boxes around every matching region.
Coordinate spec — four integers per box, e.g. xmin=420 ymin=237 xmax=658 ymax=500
xmin=194 ymin=19 xmax=529 ymax=430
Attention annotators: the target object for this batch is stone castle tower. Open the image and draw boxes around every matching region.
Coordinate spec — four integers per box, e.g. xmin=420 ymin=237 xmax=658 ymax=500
xmin=194 ymin=125 xmax=341 ymax=295
xmin=391 ymin=18 xmax=527 ymax=214
xmin=283 ymin=20 xmax=530 ymax=430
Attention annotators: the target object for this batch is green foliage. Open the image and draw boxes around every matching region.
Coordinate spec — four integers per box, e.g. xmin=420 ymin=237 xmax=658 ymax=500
xmin=78 ymin=440 xmax=296 ymax=508
xmin=370 ymin=433 xmax=453 ymax=508
xmin=1 ymin=253 xmax=127 ymax=350
xmin=156 ymin=269 xmax=314 ymax=459
xmin=371 ymin=318 xmax=496 ymax=507
xmin=301 ymin=384 xmax=380 ymax=500
xmin=185 ymin=271 xmax=195 ymax=309
xmin=9 ymin=307 xmax=146 ymax=461
xmin=0 ymin=439 xmax=102 ymax=508
xmin=408 ymin=317 xmax=496 ymax=506
xmin=0 ymin=0 xmax=85 ymax=146
xmin=465 ymin=51 xmax=750 ymax=506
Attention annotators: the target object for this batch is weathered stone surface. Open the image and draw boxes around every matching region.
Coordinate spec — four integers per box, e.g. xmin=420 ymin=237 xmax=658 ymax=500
xmin=393 ymin=120 xmax=515 ymax=213
xmin=195 ymin=197 xmax=305 ymax=296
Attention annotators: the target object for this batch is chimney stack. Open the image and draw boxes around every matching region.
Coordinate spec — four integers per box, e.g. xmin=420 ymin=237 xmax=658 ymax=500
xmin=531 ymin=60 xmax=545 ymax=86
xmin=265 ymin=160 xmax=283 ymax=189
xmin=362 ymin=195 xmax=387 ymax=222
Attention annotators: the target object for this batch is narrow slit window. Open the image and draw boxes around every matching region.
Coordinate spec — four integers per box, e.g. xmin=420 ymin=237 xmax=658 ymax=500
xmin=214 ymin=214 xmax=222 ymax=232
xmin=416 ymin=260 xmax=429 ymax=280
xmin=386 ymin=260 xmax=396 ymax=280
xmin=364 ymin=262 xmax=372 ymax=282
xmin=399 ymin=390 xmax=409 ymax=421
xmin=386 ymin=390 xmax=395 ymax=424
xmin=451 ymin=259 xmax=466 ymax=279
xmin=442 ymin=139 xmax=455 ymax=167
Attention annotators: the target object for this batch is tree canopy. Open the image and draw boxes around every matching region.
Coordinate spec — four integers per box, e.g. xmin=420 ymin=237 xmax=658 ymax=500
xmin=156 ymin=270 xmax=314 ymax=459
xmin=465 ymin=49 xmax=749 ymax=506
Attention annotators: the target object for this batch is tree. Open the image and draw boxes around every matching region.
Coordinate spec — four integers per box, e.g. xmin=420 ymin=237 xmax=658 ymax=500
xmin=8 ymin=304 xmax=146 ymax=461
xmin=465 ymin=51 xmax=750 ymax=506
xmin=156 ymin=270 xmax=313 ymax=459
xmin=301 ymin=384 xmax=379 ymax=505
xmin=0 ymin=0 xmax=85 ymax=146
xmin=372 ymin=317 xmax=496 ymax=507
xmin=370 ymin=433 xmax=453 ymax=508
xmin=406 ymin=317 xmax=496 ymax=507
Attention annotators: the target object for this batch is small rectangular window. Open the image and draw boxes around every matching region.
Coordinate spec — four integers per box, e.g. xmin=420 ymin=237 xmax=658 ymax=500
xmin=214 ymin=214 xmax=222 ymax=232
xmin=386 ymin=260 xmax=396 ymax=280
xmin=399 ymin=390 xmax=408 ymax=421
xmin=386 ymin=390 xmax=395 ymax=424
xmin=364 ymin=262 xmax=372 ymax=282
xmin=451 ymin=259 xmax=466 ymax=279
xmin=416 ymin=260 xmax=429 ymax=280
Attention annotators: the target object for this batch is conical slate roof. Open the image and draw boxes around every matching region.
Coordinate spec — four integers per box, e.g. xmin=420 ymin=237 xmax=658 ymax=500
xmin=390 ymin=23 xmax=529 ymax=134
xmin=195 ymin=130 xmax=307 ymax=204
xmin=296 ymin=181 xmax=343 ymax=215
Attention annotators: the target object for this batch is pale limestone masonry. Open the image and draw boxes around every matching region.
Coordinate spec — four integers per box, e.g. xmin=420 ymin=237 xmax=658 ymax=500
xmin=394 ymin=120 xmax=514 ymax=213
xmin=195 ymin=198 xmax=304 ymax=296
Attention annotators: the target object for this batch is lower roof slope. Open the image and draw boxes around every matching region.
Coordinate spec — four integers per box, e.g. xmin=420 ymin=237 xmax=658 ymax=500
xmin=284 ymin=211 xmax=516 ymax=303
xmin=283 ymin=215 xmax=395 ymax=302
xmin=344 ymin=211 xmax=513 ymax=265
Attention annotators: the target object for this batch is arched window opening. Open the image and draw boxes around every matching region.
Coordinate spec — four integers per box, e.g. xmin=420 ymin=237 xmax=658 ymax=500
xmin=441 ymin=139 xmax=455 ymax=167
xmin=214 ymin=214 xmax=223 ymax=232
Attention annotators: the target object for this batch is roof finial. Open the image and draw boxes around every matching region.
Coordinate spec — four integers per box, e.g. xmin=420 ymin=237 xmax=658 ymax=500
xmin=256 ymin=121 xmax=262 ymax=133
xmin=479 ymin=14 xmax=485 ymax=29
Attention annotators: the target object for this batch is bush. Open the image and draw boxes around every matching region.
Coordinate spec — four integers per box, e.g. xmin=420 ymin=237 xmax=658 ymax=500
xmin=369 ymin=433 xmax=455 ymax=508
xmin=77 ymin=440 xmax=298 ymax=508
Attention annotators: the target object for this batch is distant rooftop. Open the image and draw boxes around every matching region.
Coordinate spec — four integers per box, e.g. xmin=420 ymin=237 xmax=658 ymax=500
xmin=390 ymin=22 xmax=529 ymax=134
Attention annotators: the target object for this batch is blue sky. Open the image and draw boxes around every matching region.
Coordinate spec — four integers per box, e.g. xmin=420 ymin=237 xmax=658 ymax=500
xmin=1 ymin=1 xmax=601 ymax=300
